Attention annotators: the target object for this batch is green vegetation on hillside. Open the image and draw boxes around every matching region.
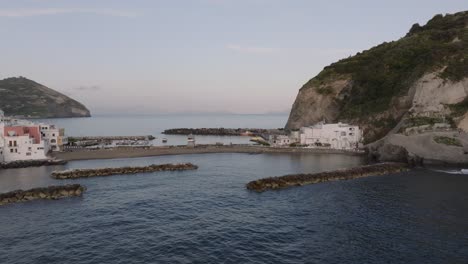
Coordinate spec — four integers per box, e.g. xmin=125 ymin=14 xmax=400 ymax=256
xmin=309 ymin=11 xmax=468 ymax=119
xmin=448 ymin=98 xmax=468 ymax=117
xmin=434 ymin=136 xmax=463 ymax=147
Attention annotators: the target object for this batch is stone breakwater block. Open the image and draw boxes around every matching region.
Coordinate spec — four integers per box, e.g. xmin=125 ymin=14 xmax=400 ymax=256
xmin=51 ymin=163 xmax=199 ymax=179
xmin=0 ymin=184 xmax=86 ymax=206
xmin=0 ymin=159 xmax=67 ymax=169
xmin=246 ymin=163 xmax=409 ymax=192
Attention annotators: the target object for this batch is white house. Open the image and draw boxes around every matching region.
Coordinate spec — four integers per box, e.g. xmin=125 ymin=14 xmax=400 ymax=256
xmin=299 ymin=122 xmax=362 ymax=150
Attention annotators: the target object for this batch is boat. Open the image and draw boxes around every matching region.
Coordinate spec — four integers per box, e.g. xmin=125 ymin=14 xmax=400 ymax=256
xmin=162 ymin=138 xmax=168 ymax=143
xmin=187 ymin=134 xmax=196 ymax=146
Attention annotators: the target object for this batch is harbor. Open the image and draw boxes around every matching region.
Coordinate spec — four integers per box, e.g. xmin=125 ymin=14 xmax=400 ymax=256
xmin=52 ymin=144 xmax=365 ymax=161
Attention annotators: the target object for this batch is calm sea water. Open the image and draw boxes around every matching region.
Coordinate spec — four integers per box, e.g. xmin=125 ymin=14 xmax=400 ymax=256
xmin=1 ymin=115 xmax=467 ymax=263
xmin=34 ymin=114 xmax=288 ymax=146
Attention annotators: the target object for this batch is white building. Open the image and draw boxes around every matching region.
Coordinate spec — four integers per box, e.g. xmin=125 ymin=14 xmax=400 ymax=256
xmin=0 ymin=110 xmax=65 ymax=163
xmin=39 ymin=124 xmax=65 ymax=151
xmin=299 ymin=122 xmax=362 ymax=150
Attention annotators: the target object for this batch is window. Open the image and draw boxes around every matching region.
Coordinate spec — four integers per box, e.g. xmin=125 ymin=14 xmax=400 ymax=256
xmin=349 ymin=133 xmax=354 ymax=136
xmin=10 ymin=149 xmax=13 ymax=153
xmin=14 ymin=149 xmax=17 ymax=153
xmin=28 ymin=147 xmax=32 ymax=151
xmin=340 ymin=132 xmax=346 ymax=136
xmin=26 ymin=153 xmax=31 ymax=156
xmin=51 ymin=139 xmax=57 ymax=143
xmin=349 ymin=127 xmax=354 ymax=131
xmin=52 ymin=133 xmax=55 ymax=137
xmin=13 ymin=141 xmax=17 ymax=147
xmin=8 ymin=141 xmax=12 ymax=147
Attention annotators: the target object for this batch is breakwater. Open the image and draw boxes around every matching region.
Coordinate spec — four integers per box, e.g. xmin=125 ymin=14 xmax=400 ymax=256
xmin=0 ymin=159 xmax=67 ymax=169
xmin=51 ymin=163 xmax=199 ymax=179
xmin=162 ymin=128 xmax=284 ymax=136
xmin=0 ymin=184 xmax=85 ymax=206
xmin=68 ymin=135 xmax=156 ymax=141
xmin=246 ymin=163 xmax=409 ymax=192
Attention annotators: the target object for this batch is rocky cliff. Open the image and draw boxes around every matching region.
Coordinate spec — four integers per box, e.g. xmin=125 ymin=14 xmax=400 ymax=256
xmin=286 ymin=11 xmax=468 ymax=145
xmin=0 ymin=77 xmax=90 ymax=118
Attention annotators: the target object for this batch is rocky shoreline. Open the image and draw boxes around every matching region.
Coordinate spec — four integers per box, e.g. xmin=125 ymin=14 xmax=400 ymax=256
xmin=0 ymin=184 xmax=86 ymax=206
xmin=0 ymin=159 xmax=67 ymax=169
xmin=246 ymin=163 xmax=409 ymax=192
xmin=51 ymin=163 xmax=199 ymax=179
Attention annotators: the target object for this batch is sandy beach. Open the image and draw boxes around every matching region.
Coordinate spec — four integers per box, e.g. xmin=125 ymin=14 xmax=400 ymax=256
xmin=52 ymin=145 xmax=365 ymax=161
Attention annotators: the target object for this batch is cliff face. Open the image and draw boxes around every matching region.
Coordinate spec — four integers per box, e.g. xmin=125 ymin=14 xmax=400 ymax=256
xmin=286 ymin=11 xmax=468 ymax=143
xmin=0 ymin=77 xmax=91 ymax=118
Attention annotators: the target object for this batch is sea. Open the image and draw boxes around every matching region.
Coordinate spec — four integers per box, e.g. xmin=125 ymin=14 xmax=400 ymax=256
xmin=0 ymin=114 xmax=467 ymax=264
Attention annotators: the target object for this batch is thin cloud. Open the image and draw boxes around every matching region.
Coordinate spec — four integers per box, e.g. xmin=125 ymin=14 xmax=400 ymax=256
xmin=0 ymin=8 xmax=137 ymax=18
xmin=73 ymin=85 xmax=101 ymax=91
xmin=226 ymin=44 xmax=279 ymax=54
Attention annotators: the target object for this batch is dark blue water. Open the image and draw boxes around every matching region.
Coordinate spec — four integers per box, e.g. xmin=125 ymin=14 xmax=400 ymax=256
xmin=1 ymin=153 xmax=467 ymax=264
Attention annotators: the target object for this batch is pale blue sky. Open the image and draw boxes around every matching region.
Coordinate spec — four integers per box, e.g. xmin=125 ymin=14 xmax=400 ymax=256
xmin=0 ymin=0 xmax=466 ymax=114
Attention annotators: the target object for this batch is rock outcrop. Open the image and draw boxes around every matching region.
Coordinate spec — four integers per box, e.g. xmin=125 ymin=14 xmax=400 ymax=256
xmin=0 ymin=77 xmax=90 ymax=118
xmin=0 ymin=184 xmax=86 ymax=206
xmin=51 ymin=163 xmax=199 ymax=179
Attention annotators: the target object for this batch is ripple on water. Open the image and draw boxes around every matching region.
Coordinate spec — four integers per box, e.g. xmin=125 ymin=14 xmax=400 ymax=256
xmin=0 ymin=154 xmax=467 ymax=264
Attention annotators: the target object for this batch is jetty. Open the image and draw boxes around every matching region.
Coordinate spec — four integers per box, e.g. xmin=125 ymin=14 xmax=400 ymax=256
xmin=68 ymin=135 xmax=156 ymax=141
xmin=0 ymin=184 xmax=86 ymax=206
xmin=51 ymin=163 xmax=199 ymax=179
xmin=246 ymin=163 xmax=409 ymax=192
xmin=0 ymin=159 xmax=67 ymax=169
xmin=162 ymin=128 xmax=284 ymax=137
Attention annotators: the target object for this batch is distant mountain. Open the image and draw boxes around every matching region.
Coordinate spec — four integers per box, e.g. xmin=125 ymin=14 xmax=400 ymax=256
xmin=0 ymin=77 xmax=90 ymax=118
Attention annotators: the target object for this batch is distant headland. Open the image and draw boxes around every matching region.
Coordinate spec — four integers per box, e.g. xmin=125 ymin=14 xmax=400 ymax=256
xmin=0 ymin=76 xmax=90 ymax=118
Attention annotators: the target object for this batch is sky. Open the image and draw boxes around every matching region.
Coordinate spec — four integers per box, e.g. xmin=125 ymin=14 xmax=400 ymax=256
xmin=0 ymin=0 xmax=467 ymax=115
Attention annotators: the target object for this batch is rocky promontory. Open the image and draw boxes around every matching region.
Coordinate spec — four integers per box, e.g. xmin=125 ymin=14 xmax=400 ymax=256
xmin=51 ymin=163 xmax=199 ymax=179
xmin=0 ymin=77 xmax=90 ymax=118
xmin=0 ymin=184 xmax=86 ymax=206
xmin=246 ymin=163 xmax=409 ymax=192
xmin=285 ymin=11 xmax=468 ymax=165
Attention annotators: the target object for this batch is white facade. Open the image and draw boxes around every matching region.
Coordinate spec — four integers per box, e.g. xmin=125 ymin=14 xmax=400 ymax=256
xmin=300 ymin=122 xmax=362 ymax=150
xmin=0 ymin=110 xmax=65 ymax=163
xmin=1 ymin=135 xmax=48 ymax=162
xmin=40 ymin=124 xmax=64 ymax=151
